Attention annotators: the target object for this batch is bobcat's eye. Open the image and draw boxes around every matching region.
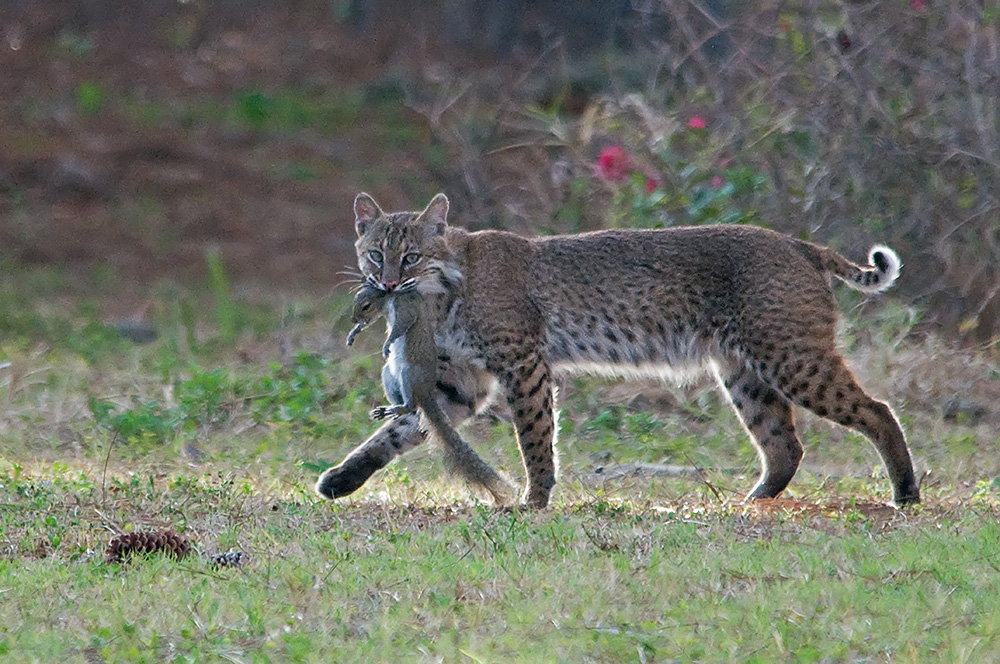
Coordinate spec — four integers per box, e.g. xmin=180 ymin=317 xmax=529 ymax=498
xmin=367 ymin=250 xmax=384 ymax=266
xmin=402 ymin=252 xmax=422 ymax=267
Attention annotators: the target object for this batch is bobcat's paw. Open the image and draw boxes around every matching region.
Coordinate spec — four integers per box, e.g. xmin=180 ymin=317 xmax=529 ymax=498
xmin=315 ymin=452 xmax=384 ymax=499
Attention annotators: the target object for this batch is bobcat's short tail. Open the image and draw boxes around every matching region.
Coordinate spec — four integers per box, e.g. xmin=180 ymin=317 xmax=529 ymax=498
xmin=797 ymin=241 xmax=901 ymax=294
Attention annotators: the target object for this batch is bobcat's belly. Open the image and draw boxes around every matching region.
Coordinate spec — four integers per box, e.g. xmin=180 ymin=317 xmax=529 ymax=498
xmin=544 ymin=316 xmax=727 ymax=385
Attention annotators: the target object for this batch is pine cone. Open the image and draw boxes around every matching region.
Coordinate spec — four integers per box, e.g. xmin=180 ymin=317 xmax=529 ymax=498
xmin=105 ymin=529 xmax=191 ymax=564
xmin=209 ymin=550 xmax=247 ymax=568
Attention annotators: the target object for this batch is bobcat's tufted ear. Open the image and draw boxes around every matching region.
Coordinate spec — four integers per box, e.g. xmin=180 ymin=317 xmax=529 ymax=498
xmin=418 ymin=193 xmax=450 ymax=238
xmin=354 ymin=193 xmax=383 ymax=237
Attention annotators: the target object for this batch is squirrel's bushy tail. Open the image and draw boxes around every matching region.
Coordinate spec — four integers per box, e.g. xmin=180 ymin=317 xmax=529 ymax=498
xmin=421 ymin=404 xmax=516 ymax=505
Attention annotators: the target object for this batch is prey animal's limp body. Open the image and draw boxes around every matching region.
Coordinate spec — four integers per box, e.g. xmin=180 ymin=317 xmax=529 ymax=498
xmin=318 ymin=283 xmax=514 ymax=504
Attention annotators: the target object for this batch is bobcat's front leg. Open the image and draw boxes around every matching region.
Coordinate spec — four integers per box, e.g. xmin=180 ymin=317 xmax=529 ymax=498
xmin=495 ymin=348 xmax=557 ymax=508
xmin=315 ymin=412 xmax=425 ymax=499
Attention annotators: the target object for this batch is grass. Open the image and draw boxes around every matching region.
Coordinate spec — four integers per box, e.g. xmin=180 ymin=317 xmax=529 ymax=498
xmin=5 ymin=470 xmax=1000 ymax=662
xmin=0 ymin=268 xmax=999 ymax=662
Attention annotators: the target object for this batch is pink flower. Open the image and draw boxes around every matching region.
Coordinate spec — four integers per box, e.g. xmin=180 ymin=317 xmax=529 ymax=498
xmin=644 ymin=177 xmax=659 ymax=194
xmin=688 ymin=115 xmax=706 ymax=130
xmin=596 ymin=145 xmax=634 ymax=184
xmin=711 ymin=175 xmax=724 ymax=189
xmin=912 ymin=0 xmax=925 ymax=9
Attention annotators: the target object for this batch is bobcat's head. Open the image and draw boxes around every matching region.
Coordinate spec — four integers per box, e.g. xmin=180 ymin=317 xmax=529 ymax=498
xmin=353 ymin=192 xmax=459 ymax=295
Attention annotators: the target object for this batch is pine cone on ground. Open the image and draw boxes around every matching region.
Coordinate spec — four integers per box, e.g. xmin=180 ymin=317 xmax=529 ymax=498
xmin=209 ymin=550 xmax=247 ymax=568
xmin=105 ymin=529 xmax=191 ymax=564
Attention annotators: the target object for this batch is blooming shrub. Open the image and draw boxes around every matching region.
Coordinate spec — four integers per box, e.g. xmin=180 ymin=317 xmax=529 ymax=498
xmin=587 ymin=107 xmax=767 ymax=230
xmin=595 ymin=145 xmax=633 ymax=184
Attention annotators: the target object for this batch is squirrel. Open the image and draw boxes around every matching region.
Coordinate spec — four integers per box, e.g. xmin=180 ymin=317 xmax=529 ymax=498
xmin=347 ymin=284 xmax=515 ymax=504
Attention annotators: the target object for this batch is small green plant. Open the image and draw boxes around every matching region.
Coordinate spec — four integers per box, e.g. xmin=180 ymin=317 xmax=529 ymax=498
xmin=76 ymin=80 xmax=105 ymax=116
xmin=176 ymin=367 xmax=237 ymax=428
xmin=236 ymin=91 xmax=275 ymax=129
xmin=251 ymin=352 xmax=332 ymax=432
xmin=90 ymin=397 xmax=178 ymax=444
xmin=205 ymin=248 xmax=236 ymax=345
xmin=584 ymin=406 xmax=625 ymax=435
xmin=232 ymin=89 xmax=362 ymax=134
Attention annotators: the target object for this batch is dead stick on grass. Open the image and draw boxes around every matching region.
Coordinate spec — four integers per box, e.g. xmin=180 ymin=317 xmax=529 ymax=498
xmin=684 ymin=453 xmax=725 ymax=503
xmin=93 ymin=508 xmax=123 ymax=537
xmin=100 ymin=431 xmax=120 ymax=508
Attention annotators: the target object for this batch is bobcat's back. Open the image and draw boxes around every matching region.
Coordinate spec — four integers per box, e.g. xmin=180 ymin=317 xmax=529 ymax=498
xmin=515 ymin=225 xmax=896 ymax=381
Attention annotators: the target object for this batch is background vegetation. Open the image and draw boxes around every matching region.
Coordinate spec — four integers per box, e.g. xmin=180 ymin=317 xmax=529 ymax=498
xmin=1 ymin=0 xmax=999 ymax=661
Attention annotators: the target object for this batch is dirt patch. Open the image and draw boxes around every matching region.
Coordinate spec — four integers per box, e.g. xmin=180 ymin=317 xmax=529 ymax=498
xmin=0 ymin=2 xmax=450 ymax=291
xmin=741 ymin=497 xmax=902 ymax=521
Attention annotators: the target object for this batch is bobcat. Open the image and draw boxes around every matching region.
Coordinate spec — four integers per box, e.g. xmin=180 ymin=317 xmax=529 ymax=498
xmin=316 ymin=192 xmax=920 ymax=508
xmin=334 ymin=283 xmax=515 ymax=504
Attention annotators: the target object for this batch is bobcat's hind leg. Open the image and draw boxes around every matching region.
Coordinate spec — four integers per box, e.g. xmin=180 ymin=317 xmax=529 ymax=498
xmin=777 ymin=355 xmax=919 ymax=506
xmin=719 ymin=367 xmax=804 ymax=500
